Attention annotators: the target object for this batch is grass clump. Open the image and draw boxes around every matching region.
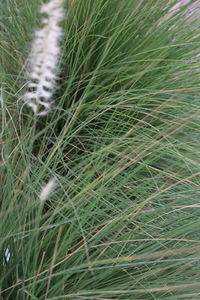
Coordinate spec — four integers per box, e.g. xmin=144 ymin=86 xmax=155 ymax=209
xmin=1 ymin=0 xmax=200 ymax=299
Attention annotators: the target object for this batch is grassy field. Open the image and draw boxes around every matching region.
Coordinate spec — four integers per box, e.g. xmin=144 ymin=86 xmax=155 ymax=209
xmin=1 ymin=0 xmax=200 ymax=299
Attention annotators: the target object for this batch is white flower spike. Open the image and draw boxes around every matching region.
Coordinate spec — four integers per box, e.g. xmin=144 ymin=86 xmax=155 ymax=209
xmin=39 ymin=177 xmax=57 ymax=203
xmin=23 ymin=0 xmax=65 ymax=116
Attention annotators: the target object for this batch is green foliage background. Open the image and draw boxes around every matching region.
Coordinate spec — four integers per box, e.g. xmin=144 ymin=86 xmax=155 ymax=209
xmin=1 ymin=0 xmax=200 ymax=299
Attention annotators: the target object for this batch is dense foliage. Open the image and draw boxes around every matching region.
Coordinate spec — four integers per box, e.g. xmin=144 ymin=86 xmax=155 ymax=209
xmin=1 ymin=0 xmax=200 ymax=299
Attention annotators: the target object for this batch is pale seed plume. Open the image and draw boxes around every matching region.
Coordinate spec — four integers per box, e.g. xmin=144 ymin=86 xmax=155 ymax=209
xmin=39 ymin=177 xmax=57 ymax=203
xmin=23 ymin=0 xmax=65 ymax=116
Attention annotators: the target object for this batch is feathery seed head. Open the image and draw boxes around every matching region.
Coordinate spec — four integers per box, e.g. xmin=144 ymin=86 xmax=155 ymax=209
xmin=23 ymin=0 xmax=65 ymax=116
xmin=39 ymin=177 xmax=57 ymax=203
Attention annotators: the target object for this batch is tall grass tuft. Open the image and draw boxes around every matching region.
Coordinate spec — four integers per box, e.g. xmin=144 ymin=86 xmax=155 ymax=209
xmin=1 ymin=0 xmax=200 ymax=299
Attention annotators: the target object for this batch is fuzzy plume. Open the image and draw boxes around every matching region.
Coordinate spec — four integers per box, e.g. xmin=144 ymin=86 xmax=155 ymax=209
xmin=23 ymin=0 xmax=64 ymax=116
xmin=39 ymin=177 xmax=57 ymax=203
